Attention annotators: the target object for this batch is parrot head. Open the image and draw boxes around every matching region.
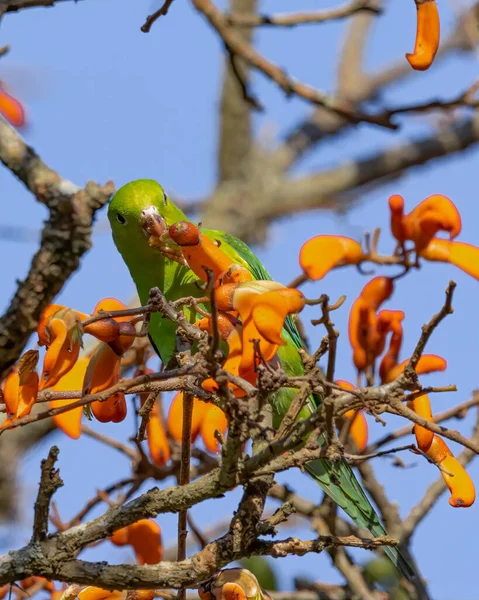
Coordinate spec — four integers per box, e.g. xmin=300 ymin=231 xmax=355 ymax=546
xmin=108 ymin=179 xmax=187 ymax=262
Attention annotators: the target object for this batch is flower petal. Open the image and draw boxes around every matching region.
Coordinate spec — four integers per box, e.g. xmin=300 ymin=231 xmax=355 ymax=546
xmin=299 ymin=235 xmax=363 ymax=281
xmin=420 ymin=238 xmax=479 ymax=280
xmin=167 ymin=391 xmax=206 ymax=443
xmin=50 ymin=357 xmax=89 ymax=439
xmin=383 ymin=354 xmax=447 ymax=383
xmin=200 ymin=404 xmax=228 ymax=453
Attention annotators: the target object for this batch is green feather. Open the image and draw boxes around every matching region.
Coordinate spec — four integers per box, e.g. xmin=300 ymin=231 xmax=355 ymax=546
xmin=108 ymin=179 xmax=416 ymax=584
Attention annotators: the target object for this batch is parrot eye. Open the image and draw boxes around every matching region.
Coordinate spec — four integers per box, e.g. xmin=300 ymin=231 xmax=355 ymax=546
xmin=163 ymin=194 xmax=168 ymax=205
xmin=116 ymin=213 xmax=126 ymax=225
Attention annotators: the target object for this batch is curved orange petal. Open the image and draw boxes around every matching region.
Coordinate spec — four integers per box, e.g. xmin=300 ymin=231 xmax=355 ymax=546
xmin=425 ymin=434 xmax=452 ymax=463
xmin=83 ymin=343 xmax=121 ymax=395
xmin=3 ymin=370 xmax=20 ymax=416
xmin=344 ymin=410 xmax=368 ymax=452
xmin=360 ymin=276 xmax=394 ymax=310
xmin=146 ymin=405 xmax=171 ymax=467
xmin=441 ymin=455 xmax=476 ymax=508
xmin=299 ymin=235 xmax=363 ymax=281
xmin=78 ymin=588 xmax=124 ymax=600
xmin=406 ymin=0 xmax=440 ymax=71
xmin=39 ymin=310 xmax=83 ymax=390
xmin=168 ymin=222 xmax=234 ymax=282
xmin=37 ymin=304 xmax=65 ymax=346
xmin=251 ymin=289 xmax=305 ymax=345
xmin=15 ymin=371 xmax=39 ymax=418
xmin=408 ymin=394 xmax=434 ymax=452
xmin=335 ymin=379 xmax=355 ymax=391
xmin=167 ymin=391 xmax=205 ymax=443
xmin=50 ymin=357 xmax=89 ymax=439
xmin=382 ymin=354 xmax=447 ymax=383
xmin=200 ymin=404 xmax=228 ymax=453
xmin=93 ymin=298 xmax=129 ymax=319
xmin=127 ymin=519 xmax=163 ymax=564
xmin=420 ymin=238 xmax=479 ymax=280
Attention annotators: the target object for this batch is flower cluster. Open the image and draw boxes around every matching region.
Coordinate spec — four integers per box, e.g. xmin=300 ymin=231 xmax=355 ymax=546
xmin=1 ymin=193 xmax=477 ymax=509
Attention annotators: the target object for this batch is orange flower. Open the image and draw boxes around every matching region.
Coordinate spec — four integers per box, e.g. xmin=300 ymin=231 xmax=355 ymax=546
xmin=388 ymin=194 xmax=461 ymax=253
xmin=0 ymin=85 xmax=26 ymax=127
xmin=406 ymin=0 xmax=440 ymax=71
xmin=168 ymin=221 xmax=245 ymax=284
xmin=335 ymin=380 xmax=368 ymax=452
xmin=425 ymin=435 xmax=475 ymax=507
xmin=39 ymin=307 xmax=83 ymax=390
xmin=167 ymin=391 xmax=207 ymax=443
xmin=110 ymin=519 xmax=163 ymax=564
xmin=348 ymin=277 xmax=394 ymax=373
xmin=3 ymin=350 xmax=39 ymax=419
xmin=200 ymin=404 xmax=229 ymax=453
xmin=217 ymin=281 xmax=305 ymax=376
xmin=50 ymin=356 xmax=89 ymax=439
xmin=83 ymin=342 xmax=126 ymax=423
xmin=408 ymin=394 xmax=434 ymax=452
xmin=419 ymin=238 xmax=479 ymax=280
xmin=299 ymin=235 xmax=364 ymax=281
xmin=381 ymin=354 xmax=447 ymax=383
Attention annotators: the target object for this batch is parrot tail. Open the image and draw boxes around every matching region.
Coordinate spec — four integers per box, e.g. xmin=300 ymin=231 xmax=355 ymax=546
xmin=304 ymin=459 xmax=420 ymax=586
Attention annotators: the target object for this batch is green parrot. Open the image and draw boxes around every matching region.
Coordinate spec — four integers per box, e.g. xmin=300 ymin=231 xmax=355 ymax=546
xmin=108 ymin=179 xmax=416 ymax=584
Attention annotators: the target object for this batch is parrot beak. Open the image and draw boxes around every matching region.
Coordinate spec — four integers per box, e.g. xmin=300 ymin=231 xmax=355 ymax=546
xmin=140 ymin=206 xmax=168 ymax=247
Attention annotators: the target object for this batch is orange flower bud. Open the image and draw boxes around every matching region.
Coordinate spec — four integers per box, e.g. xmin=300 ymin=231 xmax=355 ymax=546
xmin=83 ymin=318 xmax=121 ymax=343
xmin=406 ymin=0 xmax=440 ymax=71
xmin=92 ymin=392 xmax=127 ymax=424
xmin=299 ymin=235 xmax=364 ymax=281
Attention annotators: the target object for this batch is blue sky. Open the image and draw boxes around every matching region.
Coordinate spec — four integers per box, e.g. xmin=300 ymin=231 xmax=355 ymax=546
xmin=1 ymin=0 xmax=479 ymax=597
